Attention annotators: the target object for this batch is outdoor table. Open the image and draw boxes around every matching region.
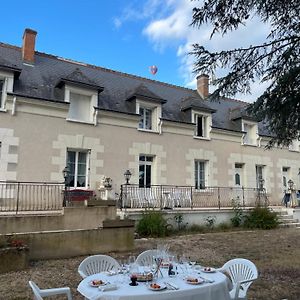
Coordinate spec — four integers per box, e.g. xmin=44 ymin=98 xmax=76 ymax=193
xmin=77 ymin=266 xmax=230 ymax=300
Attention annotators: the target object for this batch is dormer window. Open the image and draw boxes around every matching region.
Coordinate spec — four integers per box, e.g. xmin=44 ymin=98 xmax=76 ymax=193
xmin=192 ymin=111 xmax=212 ymax=139
xmin=0 ymin=69 xmax=16 ymax=111
xmin=64 ymin=85 xmax=98 ymax=124
xmin=242 ymin=120 xmax=258 ymax=146
xmin=126 ymin=84 xmax=166 ymax=133
xmin=289 ymin=139 xmax=300 ymax=152
xmin=136 ymin=100 xmax=161 ymax=132
xmin=139 ymin=107 xmax=152 ymax=130
xmin=195 ymin=114 xmax=207 ymax=137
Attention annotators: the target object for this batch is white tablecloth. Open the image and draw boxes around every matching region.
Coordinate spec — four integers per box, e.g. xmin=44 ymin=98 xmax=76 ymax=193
xmin=77 ymin=268 xmax=230 ymax=300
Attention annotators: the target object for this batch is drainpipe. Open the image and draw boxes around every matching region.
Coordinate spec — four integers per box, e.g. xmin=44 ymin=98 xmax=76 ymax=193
xmin=11 ymin=96 xmax=17 ymax=115
xmin=158 ymin=119 xmax=163 ymax=134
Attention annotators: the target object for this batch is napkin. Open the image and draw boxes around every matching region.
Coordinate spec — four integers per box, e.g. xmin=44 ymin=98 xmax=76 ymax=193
xmin=99 ymin=283 xmax=118 ymax=292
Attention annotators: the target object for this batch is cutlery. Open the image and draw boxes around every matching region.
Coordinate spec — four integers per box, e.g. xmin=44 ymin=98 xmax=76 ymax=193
xmin=198 ymin=276 xmax=215 ymax=283
xmin=164 ymin=282 xmax=179 ymax=290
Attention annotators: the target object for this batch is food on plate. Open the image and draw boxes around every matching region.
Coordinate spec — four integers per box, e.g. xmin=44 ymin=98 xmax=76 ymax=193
xmin=91 ymin=279 xmax=105 ymax=286
xmin=186 ymin=277 xmax=198 ymax=283
xmin=136 ymin=272 xmax=153 ymax=281
xmin=161 ymin=262 xmax=170 ymax=268
xmin=150 ymin=283 xmax=161 ymax=289
xmin=204 ymin=267 xmax=212 ymax=272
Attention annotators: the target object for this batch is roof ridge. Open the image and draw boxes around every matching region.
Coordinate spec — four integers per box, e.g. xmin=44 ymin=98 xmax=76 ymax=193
xmin=0 ymin=42 xmax=21 ymax=51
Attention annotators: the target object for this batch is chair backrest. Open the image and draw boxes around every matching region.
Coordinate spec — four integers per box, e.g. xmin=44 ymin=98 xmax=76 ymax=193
xmin=221 ymin=258 xmax=258 ymax=294
xmin=78 ymin=255 xmax=121 ymax=278
xmin=135 ymin=249 xmax=161 ymax=266
xmin=29 ymin=281 xmax=43 ymax=300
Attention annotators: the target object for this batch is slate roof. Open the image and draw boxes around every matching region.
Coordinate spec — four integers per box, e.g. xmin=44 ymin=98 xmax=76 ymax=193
xmin=0 ymin=42 xmax=271 ymax=136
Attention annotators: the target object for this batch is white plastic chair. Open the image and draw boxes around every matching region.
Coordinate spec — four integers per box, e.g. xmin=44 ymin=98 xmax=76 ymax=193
xmin=219 ymin=258 xmax=258 ymax=300
xmin=78 ymin=255 xmax=121 ymax=278
xmin=135 ymin=249 xmax=161 ymax=266
xmin=29 ymin=281 xmax=72 ymax=300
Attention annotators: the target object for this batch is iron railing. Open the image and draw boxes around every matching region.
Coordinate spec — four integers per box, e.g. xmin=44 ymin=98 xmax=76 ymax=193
xmin=0 ymin=181 xmax=64 ymax=214
xmin=119 ymin=184 xmax=271 ymax=209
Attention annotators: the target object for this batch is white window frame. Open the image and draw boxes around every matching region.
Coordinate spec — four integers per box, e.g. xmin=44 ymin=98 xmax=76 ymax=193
xmin=192 ymin=110 xmax=211 ymax=140
xmin=195 ymin=160 xmax=207 ymax=190
xmin=66 ymin=149 xmax=90 ymax=189
xmin=242 ymin=120 xmax=259 ymax=146
xmin=289 ymin=139 xmax=300 ymax=152
xmin=136 ymin=99 xmax=161 ymax=133
xmin=139 ymin=155 xmax=153 ymax=187
xmin=234 ymin=163 xmax=244 ymax=187
xmin=64 ymin=85 xmax=97 ymax=124
xmin=0 ymin=70 xmax=14 ymax=111
xmin=255 ymin=165 xmax=265 ymax=190
xmin=282 ymin=167 xmax=290 ymax=192
xmin=139 ymin=107 xmax=152 ymax=130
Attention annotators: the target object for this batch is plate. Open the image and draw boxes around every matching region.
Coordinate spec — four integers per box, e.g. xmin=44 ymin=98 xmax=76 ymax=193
xmin=186 ymin=278 xmax=204 ymax=285
xmin=148 ymin=283 xmax=167 ymax=291
xmin=89 ymin=280 xmax=107 ymax=287
xmin=201 ymin=267 xmax=216 ymax=273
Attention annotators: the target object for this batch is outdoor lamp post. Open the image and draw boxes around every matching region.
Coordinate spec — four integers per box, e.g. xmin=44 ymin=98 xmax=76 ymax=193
xmin=123 ymin=169 xmax=132 ymax=209
xmin=124 ymin=169 xmax=132 ymax=185
xmin=62 ymin=166 xmax=70 ymax=207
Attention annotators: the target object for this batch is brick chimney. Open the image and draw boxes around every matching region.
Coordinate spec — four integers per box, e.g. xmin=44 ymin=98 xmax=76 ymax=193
xmin=196 ymin=74 xmax=209 ymax=99
xmin=22 ymin=28 xmax=37 ymax=64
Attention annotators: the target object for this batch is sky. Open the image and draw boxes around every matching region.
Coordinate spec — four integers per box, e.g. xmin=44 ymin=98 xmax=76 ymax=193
xmin=0 ymin=0 xmax=270 ymax=102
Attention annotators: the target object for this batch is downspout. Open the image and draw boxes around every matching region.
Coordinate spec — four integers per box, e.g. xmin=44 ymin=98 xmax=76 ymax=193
xmin=159 ymin=119 xmax=163 ymax=134
xmin=93 ymin=108 xmax=98 ymax=126
xmin=11 ymin=96 xmax=17 ymax=115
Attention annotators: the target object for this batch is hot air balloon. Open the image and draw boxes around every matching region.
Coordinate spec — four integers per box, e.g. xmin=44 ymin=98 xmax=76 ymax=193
xmin=149 ymin=65 xmax=158 ymax=75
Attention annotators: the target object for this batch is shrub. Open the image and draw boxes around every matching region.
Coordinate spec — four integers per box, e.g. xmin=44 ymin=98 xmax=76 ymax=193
xmin=244 ymin=207 xmax=279 ymax=229
xmin=230 ymin=197 xmax=245 ymax=227
xmin=216 ymin=222 xmax=232 ymax=231
xmin=136 ymin=211 xmax=169 ymax=237
xmin=205 ymin=216 xmax=216 ymax=229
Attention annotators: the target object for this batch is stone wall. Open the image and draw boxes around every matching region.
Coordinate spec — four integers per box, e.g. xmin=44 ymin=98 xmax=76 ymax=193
xmin=0 ymin=219 xmax=135 ymax=260
xmin=0 ymin=204 xmax=116 ymax=234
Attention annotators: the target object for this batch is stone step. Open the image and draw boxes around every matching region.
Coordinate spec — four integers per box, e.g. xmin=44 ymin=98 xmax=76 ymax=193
xmin=279 ymin=218 xmax=299 ymax=224
xmin=279 ymin=222 xmax=300 ymax=228
xmin=277 ymin=215 xmax=293 ymax=219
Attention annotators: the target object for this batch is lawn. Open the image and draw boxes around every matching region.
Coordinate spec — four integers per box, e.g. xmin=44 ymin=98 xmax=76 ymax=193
xmin=0 ymin=227 xmax=299 ymax=299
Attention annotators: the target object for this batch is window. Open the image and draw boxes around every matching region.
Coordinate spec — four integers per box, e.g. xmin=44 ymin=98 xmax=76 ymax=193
xmin=242 ymin=121 xmax=258 ymax=145
xmin=68 ymin=92 xmax=92 ymax=122
xmin=195 ymin=115 xmax=207 ymax=137
xmin=192 ymin=111 xmax=211 ymax=139
xmin=0 ymin=79 xmax=4 ymax=108
xmin=282 ymin=167 xmax=289 ymax=190
xmin=235 ymin=163 xmax=244 ymax=186
xmin=195 ymin=160 xmax=206 ymax=189
xmin=66 ymin=150 xmax=89 ymax=188
xmin=139 ymin=155 xmax=153 ymax=187
xmin=256 ymin=165 xmax=265 ymax=190
xmin=139 ymin=107 xmax=152 ymax=130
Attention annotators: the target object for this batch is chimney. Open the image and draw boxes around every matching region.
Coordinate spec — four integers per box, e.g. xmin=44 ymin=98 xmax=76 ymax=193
xmin=196 ymin=74 xmax=209 ymax=99
xmin=22 ymin=28 xmax=37 ymax=63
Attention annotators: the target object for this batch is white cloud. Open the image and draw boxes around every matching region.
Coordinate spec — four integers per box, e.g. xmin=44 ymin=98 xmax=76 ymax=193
xmin=141 ymin=0 xmax=270 ymax=102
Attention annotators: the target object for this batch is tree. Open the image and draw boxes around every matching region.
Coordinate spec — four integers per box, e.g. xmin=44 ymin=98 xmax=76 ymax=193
xmin=191 ymin=0 xmax=300 ymax=148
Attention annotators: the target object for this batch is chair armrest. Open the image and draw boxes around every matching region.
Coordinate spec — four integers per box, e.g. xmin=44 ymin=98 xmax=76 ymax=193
xmin=40 ymin=287 xmax=72 ymax=300
xmin=78 ymin=270 xmax=87 ymax=278
xmin=239 ymin=278 xmax=257 ymax=285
